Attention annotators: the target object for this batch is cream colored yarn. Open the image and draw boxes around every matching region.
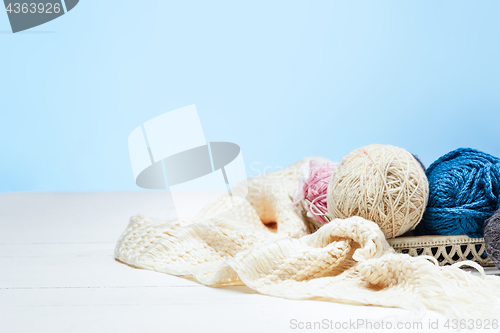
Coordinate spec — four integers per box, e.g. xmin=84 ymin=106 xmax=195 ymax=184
xmin=115 ymin=157 xmax=500 ymax=319
xmin=327 ymin=144 xmax=429 ymax=239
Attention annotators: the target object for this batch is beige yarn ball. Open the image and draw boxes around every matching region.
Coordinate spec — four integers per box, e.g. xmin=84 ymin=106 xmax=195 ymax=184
xmin=326 ymin=144 xmax=429 ymax=239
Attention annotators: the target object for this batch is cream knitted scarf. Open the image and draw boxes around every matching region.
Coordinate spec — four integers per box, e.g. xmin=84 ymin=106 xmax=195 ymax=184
xmin=115 ymin=157 xmax=500 ymax=319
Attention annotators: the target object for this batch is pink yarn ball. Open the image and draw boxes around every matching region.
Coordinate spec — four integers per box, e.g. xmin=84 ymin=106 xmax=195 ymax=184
xmin=302 ymin=160 xmax=337 ymax=224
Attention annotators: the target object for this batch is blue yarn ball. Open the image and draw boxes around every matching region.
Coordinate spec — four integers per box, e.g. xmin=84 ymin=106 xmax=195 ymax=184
xmin=415 ymin=148 xmax=500 ymax=238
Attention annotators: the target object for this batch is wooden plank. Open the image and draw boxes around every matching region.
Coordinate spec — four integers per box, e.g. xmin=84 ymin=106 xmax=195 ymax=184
xmin=0 ymin=286 xmax=446 ymax=333
xmin=0 ymin=243 xmax=199 ymax=289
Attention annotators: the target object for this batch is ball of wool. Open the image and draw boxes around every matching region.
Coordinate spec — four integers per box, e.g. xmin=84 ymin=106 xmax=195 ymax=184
xmin=302 ymin=160 xmax=337 ymax=224
xmin=327 ymin=144 xmax=429 ymax=239
xmin=484 ymin=209 xmax=500 ymax=269
xmin=415 ymin=148 xmax=500 ymax=238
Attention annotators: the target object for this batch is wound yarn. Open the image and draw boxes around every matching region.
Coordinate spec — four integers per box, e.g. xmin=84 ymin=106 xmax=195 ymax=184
xmin=484 ymin=209 xmax=500 ymax=269
xmin=327 ymin=144 xmax=429 ymax=239
xmin=301 ymin=160 xmax=337 ymax=224
xmin=415 ymin=148 xmax=500 ymax=238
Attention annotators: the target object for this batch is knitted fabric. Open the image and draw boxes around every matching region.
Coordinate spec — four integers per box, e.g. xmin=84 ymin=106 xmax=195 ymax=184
xmin=115 ymin=157 xmax=500 ymax=319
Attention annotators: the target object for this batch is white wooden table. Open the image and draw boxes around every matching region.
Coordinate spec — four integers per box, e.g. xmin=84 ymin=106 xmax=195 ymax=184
xmin=1 ymin=192 xmax=454 ymax=332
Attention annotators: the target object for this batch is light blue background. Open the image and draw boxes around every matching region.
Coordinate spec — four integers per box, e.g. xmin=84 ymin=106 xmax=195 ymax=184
xmin=1 ymin=1 xmax=500 ymax=192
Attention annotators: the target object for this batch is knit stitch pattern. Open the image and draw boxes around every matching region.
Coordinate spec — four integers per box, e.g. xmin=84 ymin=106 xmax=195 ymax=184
xmin=115 ymin=157 xmax=500 ymax=319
